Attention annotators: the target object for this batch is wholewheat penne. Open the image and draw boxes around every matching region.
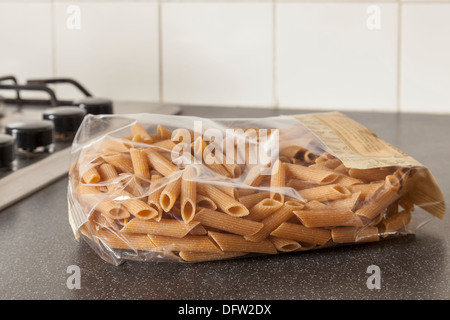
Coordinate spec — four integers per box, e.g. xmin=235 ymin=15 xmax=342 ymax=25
xmin=129 ymin=148 xmax=151 ymax=180
xmin=379 ymin=209 xmax=412 ymax=237
xmin=131 ymin=123 xmax=153 ymax=144
xmin=181 ymin=165 xmax=197 ymax=223
xmin=98 ymin=229 xmax=159 ymax=251
xmin=294 ymin=208 xmax=363 ymax=228
xmin=285 ymin=163 xmax=339 ymax=184
xmin=239 ymin=191 xmax=270 ymax=209
xmin=194 ymin=208 xmax=263 ymax=237
xmin=78 ymin=184 xmax=130 ymax=220
xmin=270 ymin=222 xmax=331 ymax=246
xmin=245 ymin=198 xmax=283 ymax=221
xmin=197 ymin=183 xmax=249 ymax=217
xmin=331 ymin=227 xmax=379 ymax=243
xmin=245 ymin=200 xmax=304 ymax=242
xmin=81 ymin=166 xmax=101 ymax=184
xmin=148 ymin=234 xmax=222 ymax=253
xmin=145 ymin=148 xmax=181 ymax=177
xmin=356 ymin=175 xmax=400 ymax=221
xmin=179 ymin=251 xmax=246 ymax=262
xmin=298 ymin=184 xmax=351 ymax=202
xmin=116 ymin=190 xmax=159 ymax=220
xmin=209 ymin=231 xmax=277 ymax=254
xmin=121 ymin=218 xmax=200 ymax=238
xmin=101 ymin=153 xmax=134 ymax=174
xmin=269 ymin=236 xmax=302 ymax=252
xmin=157 ymin=124 xmax=172 ymax=140
xmin=270 ymin=159 xmax=285 ymax=203
xmin=196 ymin=194 xmax=217 ymax=211
xmin=160 ymin=176 xmax=182 ymax=212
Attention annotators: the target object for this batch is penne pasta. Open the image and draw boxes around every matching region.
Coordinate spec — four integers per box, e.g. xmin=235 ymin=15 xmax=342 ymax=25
xmin=270 ymin=222 xmax=331 ymax=246
xmin=298 ymin=184 xmax=351 ymax=202
xmin=245 ymin=198 xmax=283 ymax=221
xmin=269 ymin=236 xmax=302 ymax=252
xmin=129 ymin=148 xmax=151 ymax=180
xmin=148 ymin=234 xmax=222 ymax=253
xmin=331 ymin=227 xmax=379 ymax=243
xmin=270 ymin=159 xmax=286 ymax=203
xmin=356 ymin=175 xmax=400 ymax=221
xmin=121 ymin=218 xmax=200 ymax=238
xmin=97 ymin=229 xmax=159 ymax=252
xmin=159 ymin=176 xmax=182 ymax=212
xmin=208 ymin=231 xmax=277 ymax=254
xmin=245 ymin=200 xmax=304 ymax=242
xmin=181 ymin=165 xmax=197 ymax=223
xmin=285 ymin=163 xmax=339 ymax=184
xmin=194 ymin=208 xmax=264 ymax=237
xmin=131 ymin=123 xmax=153 ymax=144
xmin=293 ymin=208 xmax=364 ymax=228
xmin=197 ymin=183 xmax=249 ymax=217
xmin=179 ymin=251 xmax=246 ymax=262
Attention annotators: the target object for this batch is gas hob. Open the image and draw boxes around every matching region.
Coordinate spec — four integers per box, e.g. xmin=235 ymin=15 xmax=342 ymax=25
xmin=0 ymin=75 xmax=180 ymax=210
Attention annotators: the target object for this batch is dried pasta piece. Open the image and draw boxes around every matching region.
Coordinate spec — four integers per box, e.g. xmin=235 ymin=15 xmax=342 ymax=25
xmin=331 ymin=227 xmax=379 ymax=243
xmin=179 ymin=251 xmax=246 ymax=262
xmin=197 ymin=183 xmax=249 ymax=217
xmin=245 ymin=200 xmax=304 ymax=242
xmin=270 ymin=222 xmax=331 ymax=246
xmin=294 ymin=208 xmax=364 ymax=228
xmin=131 ymin=123 xmax=153 ymax=144
xmin=208 ymin=231 xmax=277 ymax=254
xmin=152 ymin=139 xmax=177 ymax=151
xmin=78 ymin=184 xmax=130 ymax=220
xmin=121 ymin=218 xmax=200 ymax=238
xmin=157 ymin=124 xmax=172 ymax=140
xmin=129 ymin=148 xmax=151 ymax=180
xmin=269 ymin=236 xmax=302 ymax=252
xmin=348 ymin=167 xmax=391 ymax=182
xmin=98 ymin=229 xmax=159 ymax=251
xmin=196 ymin=194 xmax=217 ymax=211
xmin=194 ymin=208 xmax=264 ymax=237
xmin=285 ymin=163 xmax=339 ymax=184
xmin=145 ymin=147 xmax=181 ymax=177
xmin=148 ymin=234 xmax=222 ymax=253
xmin=245 ymin=198 xmax=283 ymax=221
xmin=159 ymin=176 xmax=182 ymax=212
xmin=355 ymin=175 xmax=400 ymax=221
xmin=101 ymin=153 xmax=134 ymax=174
xmin=82 ymin=166 xmax=101 ymax=184
xmin=270 ymin=159 xmax=286 ymax=203
xmin=181 ymin=165 xmax=197 ymax=223
xmin=239 ymin=191 xmax=270 ymax=209
xmin=298 ymin=184 xmax=351 ymax=202
xmin=379 ymin=209 xmax=412 ymax=237
xmin=116 ymin=190 xmax=159 ymax=220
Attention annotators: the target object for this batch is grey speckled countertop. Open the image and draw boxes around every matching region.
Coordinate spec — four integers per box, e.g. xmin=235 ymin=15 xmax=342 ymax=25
xmin=0 ymin=105 xmax=449 ymax=300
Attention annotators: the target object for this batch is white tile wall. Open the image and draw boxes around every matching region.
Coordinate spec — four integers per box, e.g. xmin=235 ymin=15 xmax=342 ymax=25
xmin=0 ymin=0 xmax=53 ymax=99
xmin=162 ymin=1 xmax=273 ymax=108
xmin=53 ymin=0 xmax=159 ymax=101
xmin=277 ymin=2 xmax=398 ymax=112
xmin=0 ymin=0 xmax=450 ymax=113
xmin=401 ymin=3 xmax=450 ymax=113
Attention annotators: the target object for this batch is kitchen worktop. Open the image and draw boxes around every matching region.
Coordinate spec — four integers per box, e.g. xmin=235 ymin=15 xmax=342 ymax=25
xmin=0 ymin=105 xmax=449 ymax=300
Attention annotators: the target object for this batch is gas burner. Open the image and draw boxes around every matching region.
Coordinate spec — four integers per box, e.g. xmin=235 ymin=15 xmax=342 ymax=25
xmin=43 ymin=106 xmax=86 ymax=141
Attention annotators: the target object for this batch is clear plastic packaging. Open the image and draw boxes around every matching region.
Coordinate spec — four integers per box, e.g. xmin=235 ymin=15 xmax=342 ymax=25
xmin=67 ymin=112 xmax=446 ymax=265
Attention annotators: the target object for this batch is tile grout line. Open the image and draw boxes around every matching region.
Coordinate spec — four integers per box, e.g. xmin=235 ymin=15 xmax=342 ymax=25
xmin=272 ymin=0 xmax=279 ymax=110
xmin=51 ymin=0 xmax=58 ymax=79
xmin=396 ymin=1 xmax=403 ymax=113
xmin=158 ymin=0 xmax=164 ymax=104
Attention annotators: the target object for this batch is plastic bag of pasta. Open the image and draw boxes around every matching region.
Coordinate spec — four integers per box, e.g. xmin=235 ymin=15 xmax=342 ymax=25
xmin=67 ymin=112 xmax=446 ymax=265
